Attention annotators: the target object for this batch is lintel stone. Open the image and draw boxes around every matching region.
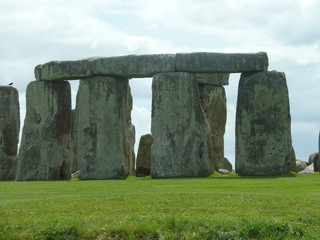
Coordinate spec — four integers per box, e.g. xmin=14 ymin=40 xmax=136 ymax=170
xmin=176 ymin=52 xmax=268 ymax=73
xmin=34 ymin=52 xmax=268 ymax=81
xmin=196 ymin=73 xmax=229 ymax=86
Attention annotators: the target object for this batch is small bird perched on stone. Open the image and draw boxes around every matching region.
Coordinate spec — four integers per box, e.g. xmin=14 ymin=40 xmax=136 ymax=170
xmin=8 ymin=82 xmax=13 ymax=85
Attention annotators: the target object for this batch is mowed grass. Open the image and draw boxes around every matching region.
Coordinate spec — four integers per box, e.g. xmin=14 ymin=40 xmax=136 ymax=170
xmin=0 ymin=173 xmax=320 ymax=239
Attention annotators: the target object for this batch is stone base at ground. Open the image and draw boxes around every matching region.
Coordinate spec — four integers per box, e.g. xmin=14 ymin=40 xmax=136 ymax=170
xmin=236 ymin=71 xmax=294 ymax=175
xmin=151 ymin=72 xmax=214 ymax=177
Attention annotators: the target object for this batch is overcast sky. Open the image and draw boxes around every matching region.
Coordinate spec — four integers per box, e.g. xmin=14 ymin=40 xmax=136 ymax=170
xmin=1 ymin=0 xmax=319 ymax=167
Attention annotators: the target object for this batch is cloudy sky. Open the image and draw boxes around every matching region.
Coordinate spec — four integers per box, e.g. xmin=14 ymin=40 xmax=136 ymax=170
xmin=1 ymin=0 xmax=319 ymax=167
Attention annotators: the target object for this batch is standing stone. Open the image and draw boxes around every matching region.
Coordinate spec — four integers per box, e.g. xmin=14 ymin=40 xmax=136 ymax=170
xmin=199 ymin=84 xmax=227 ymax=171
xmin=77 ymin=76 xmax=132 ymax=179
xmin=125 ymin=85 xmax=136 ymax=175
xmin=16 ymin=81 xmax=71 ymax=180
xmin=0 ymin=86 xmax=20 ymax=180
xmin=236 ymin=71 xmax=294 ymax=175
xmin=136 ymin=134 xmax=153 ymax=177
xmin=70 ymin=109 xmax=80 ymax=173
xmin=151 ymin=72 xmax=214 ymax=177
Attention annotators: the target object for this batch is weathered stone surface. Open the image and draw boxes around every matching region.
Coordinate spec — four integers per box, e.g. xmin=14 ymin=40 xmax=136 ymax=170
xmin=313 ymin=153 xmax=319 ymax=172
xmin=136 ymin=134 xmax=153 ymax=177
xmin=196 ymin=73 xmax=229 ymax=86
xmin=93 ymin=54 xmax=176 ymax=78
xmin=151 ymin=72 xmax=214 ymax=177
xmin=308 ymin=152 xmax=318 ymax=165
xmin=124 ymin=85 xmax=136 ymax=175
xmin=0 ymin=86 xmax=20 ymax=180
xmin=35 ymin=54 xmax=176 ymax=80
xmin=70 ymin=109 xmax=80 ymax=173
xmin=299 ymin=163 xmax=314 ymax=174
xmin=176 ymin=52 xmax=268 ymax=73
xmin=218 ymin=169 xmax=230 ymax=174
xmin=296 ymin=160 xmax=307 ymax=172
xmin=35 ymin=58 xmax=97 ymax=81
xmin=236 ymin=71 xmax=294 ymax=175
xmin=199 ymin=85 xmax=227 ymax=170
xmin=16 ymin=81 xmax=71 ymax=180
xmin=77 ymin=76 xmax=132 ymax=179
xmin=217 ymin=157 xmax=233 ymax=172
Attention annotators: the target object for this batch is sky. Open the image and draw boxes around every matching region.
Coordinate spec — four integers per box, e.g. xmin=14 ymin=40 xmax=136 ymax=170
xmin=1 ymin=0 xmax=319 ymax=167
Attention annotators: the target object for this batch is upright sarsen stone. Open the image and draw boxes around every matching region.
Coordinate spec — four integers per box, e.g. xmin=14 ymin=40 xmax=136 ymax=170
xmin=236 ymin=71 xmax=294 ymax=175
xmin=16 ymin=81 xmax=71 ymax=180
xmin=136 ymin=134 xmax=153 ymax=176
xmin=0 ymin=86 xmax=20 ymax=180
xmin=151 ymin=72 xmax=214 ymax=177
xmin=199 ymin=84 xmax=227 ymax=170
xmin=77 ymin=76 xmax=132 ymax=179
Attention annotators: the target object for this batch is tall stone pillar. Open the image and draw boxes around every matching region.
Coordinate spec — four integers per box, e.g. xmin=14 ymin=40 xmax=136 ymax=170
xmin=198 ymin=84 xmax=227 ymax=170
xmin=151 ymin=72 xmax=214 ymax=177
xmin=236 ymin=71 xmax=294 ymax=175
xmin=125 ymin=85 xmax=136 ymax=175
xmin=77 ymin=76 xmax=133 ymax=179
xmin=0 ymin=86 xmax=20 ymax=180
xmin=16 ymin=81 xmax=71 ymax=180
xmin=70 ymin=108 xmax=80 ymax=173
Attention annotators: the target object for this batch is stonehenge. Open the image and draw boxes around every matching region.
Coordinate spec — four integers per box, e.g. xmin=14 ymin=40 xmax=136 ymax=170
xmin=1 ymin=50 xmax=309 ymax=180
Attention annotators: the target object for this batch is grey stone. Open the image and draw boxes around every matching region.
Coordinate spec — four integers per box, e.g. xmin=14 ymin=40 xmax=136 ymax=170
xmin=218 ymin=169 xmax=230 ymax=174
xmin=313 ymin=153 xmax=319 ymax=172
xmin=151 ymin=72 xmax=214 ymax=177
xmin=71 ymin=170 xmax=80 ymax=179
xmin=299 ymin=163 xmax=314 ymax=174
xmin=176 ymin=52 xmax=268 ymax=73
xmin=235 ymin=71 xmax=294 ymax=175
xmin=70 ymin=109 xmax=80 ymax=173
xmin=0 ymin=86 xmax=20 ymax=180
xmin=136 ymin=134 xmax=153 ymax=177
xmin=217 ymin=158 xmax=233 ymax=172
xmin=34 ymin=57 xmax=97 ymax=81
xmin=16 ymin=81 xmax=71 ymax=180
xmin=77 ymin=76 xmax=132 ymax=179
xmin=195 ymin=73 xmax=229 ymax=86
xmin=93 ymin=54 xmax=176 ymax=78
xmin=199 ymin=85 xmax=227 ymax=170
xmin=124 ymin=85 xmax=136 ymax=175
xmin=308 ymin=152 xmax=318 ymax=165
xmin=296 ymin=160 xmax=307 ymax=172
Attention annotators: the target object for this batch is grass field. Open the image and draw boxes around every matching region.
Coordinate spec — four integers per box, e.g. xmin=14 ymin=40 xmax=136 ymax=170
xmin=0 ymin=173 xmax=320 ymax=239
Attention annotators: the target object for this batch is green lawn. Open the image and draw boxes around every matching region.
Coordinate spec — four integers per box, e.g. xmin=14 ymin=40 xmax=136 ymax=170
xmin=0 ymin=173 xmax=319 ymax=239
